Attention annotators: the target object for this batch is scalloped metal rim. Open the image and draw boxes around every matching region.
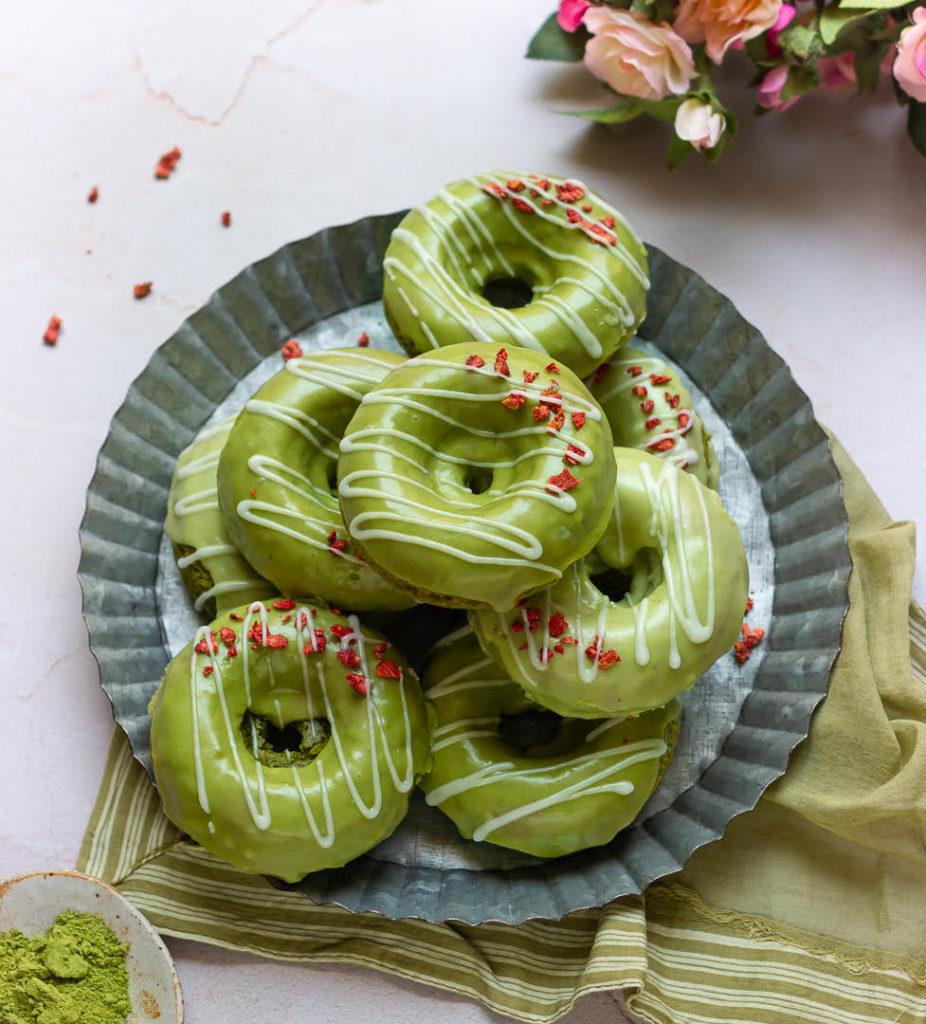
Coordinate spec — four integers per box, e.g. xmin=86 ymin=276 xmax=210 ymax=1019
xmin=77 ymin=211 xmax=851 ymax=925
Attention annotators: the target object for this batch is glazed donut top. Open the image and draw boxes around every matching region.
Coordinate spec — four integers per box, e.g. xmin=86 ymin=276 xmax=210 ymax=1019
xmin=383 ymin=172 xmax=650 ymax=378
xmin=337 ymin=342 xmax=617 ymax=611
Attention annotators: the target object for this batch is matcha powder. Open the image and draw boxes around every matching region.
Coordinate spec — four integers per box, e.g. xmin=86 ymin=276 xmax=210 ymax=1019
xmin=0 ymin=911 xmax=130 ymax=1024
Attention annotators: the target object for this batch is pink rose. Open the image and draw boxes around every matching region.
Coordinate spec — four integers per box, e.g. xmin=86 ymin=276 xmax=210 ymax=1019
xmin=674 ymin=98 xmax=726 ymax=150
xmin=893 ymin=7 xmax=926 ymax=102
xmin=675 ymin=0 xmax=783 ymax=63
xmin=558 ymin=0 xmax=590 ymax=33
xmin=583 ymin=7 xmax=695 ymax=100
xmin=766 ymin=3 xmax=796 ymax=58
xmin=818 ymin=52 xmax=856 ymax=90
xmin=756 ymin=64 xmax=799 ymax=111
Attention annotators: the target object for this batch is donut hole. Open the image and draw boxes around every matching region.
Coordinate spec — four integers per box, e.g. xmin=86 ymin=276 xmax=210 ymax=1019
xmin=241 ymin=711 xmax=331 ymax=768
xmin=591 ymin=548 xmax=663 ymax=605
xmin=499 ymin=708 xmax=563 ymax=755
xmin=481 ymin=275 xmax=533 ymax=310
xmin=464 ymin=466 xmax=494 ymax=495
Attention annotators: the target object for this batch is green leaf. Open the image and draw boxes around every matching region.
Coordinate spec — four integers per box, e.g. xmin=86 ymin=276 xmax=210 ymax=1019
xmin=908 ymin=101 xmax=926 ymax=157
xmin=778 ymin=23 xmax=824 ymax=61
xmin=854 ymin=38 xmax=891 ymax=91
xmin=571 ymin=95 xmax=682 ymax=125
xmin=571 ymin=100 xmax=645 ymax=124
xmin=526 ymin=13 xmax=589 ymax=61
xmin=779 ymin=63 xmax=820 ymax=101
xmin=667 ymin=135 xmax=693 ymax=169
xmin=819 ymin=7 xmax=873 ymax=45
xmin=838 ymin=0 xmax=908 ymax=9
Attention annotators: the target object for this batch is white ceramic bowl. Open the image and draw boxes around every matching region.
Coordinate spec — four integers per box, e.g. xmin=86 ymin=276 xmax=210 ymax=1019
xmin=0 ymin=870 xmax=183 ymax=1023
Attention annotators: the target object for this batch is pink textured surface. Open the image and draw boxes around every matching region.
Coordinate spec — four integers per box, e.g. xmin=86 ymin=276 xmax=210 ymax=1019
xmin=0 ymin=1 xmax=922 ymax=1020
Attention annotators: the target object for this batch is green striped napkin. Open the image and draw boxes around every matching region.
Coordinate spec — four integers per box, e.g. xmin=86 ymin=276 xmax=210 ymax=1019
xmin=78 ymin=438 xmax=926 ymax=1023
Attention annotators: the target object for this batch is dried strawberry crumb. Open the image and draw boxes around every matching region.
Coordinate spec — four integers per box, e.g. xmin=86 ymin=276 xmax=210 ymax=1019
xmin=506 ymin=178 xmax=525 ymax=192
xmin=546 ymin=468 xmax=579 ymax=493
xmin=641 ymin=400 xmax=655 ymax=415
xmin=154 ymin=146 xmax=181 ymax=180
xmin=677 ymin=412 xmax=691 ymax=431
xmin=548 ymin=612 xmax=568 ymax=638
xmin=510 ymin=621 xmax=523 ymax=633
xmin=194 ymin=632 xmax=218 ymax=655
xmin=273 ymin=598 xmax=296 ymax=611
xmin=465 ymin=353 xmax=485 ymax=368
xmin=535 ymin=178 xmax=551 ymax=190
xmin=302 ymin=630 xmax=327 ymax=654
xmin=221 ymin=210 xmax=231 ymax=227
xmin=598 ymin=649 xmax=621 ymax=668
xmin=627 ymin=366 xmax=643 ymax=377
xmin=511 ymin=197 xmax=534 ymax=214
xmin=540 ymin=198 xmax=553 ymax=207
xmin=548 ymin=409 xmax=566 ymax=432
xmin=557 ymin=181 xmax=585 ymax=203
xmin=281 ymin=338 xmax=303 ymax=361
xmin=533 ymin=404 xmax=551 ymax=423
xmin=266 ymin=633 xmax=288 ymax=649
xmin=632 ymin=385 xmax=648 ymax=398
xmin=133 ymin=282 xmax=152 ymax=300
xmin=501 ymin=391 xmax=526 ymax=411
xmin=564 ymin=444 xmax=585 ymax=466
xmin=566 ymin=208 xmax=582 ymax=224
xmin=229 ymin=612 xmax=243 ymax=622
xmin=650 ymin=373 xmax=672 ymax=386
xmin=484 ymin=182 xmax=507 ymax=199
xmin=522 ymin=370 xmax=538 ymax=383
xmin=525 ymin=607 xmax=541 ymax=631
xmin=376 ymin=659 xmax=402 ymax=680
xmin=357 ymin=331 xmax=369 ymax=347
xmin=346 ymin=673 xmax=368 ymax=696
xmin=248 ymin=488 xmax=256 ymax=498
xmin=43 ymin=316 xmax=62 ymax=346
xmin=666 ymin=393 xmax=681 ymax=409
xmin=554 ymin=643 xmax=565 ymax=654
xmin=545 ymin=362 xmax=560 ymax=373
xmin=337 ymin=649 xmax=361 ymax=668
xmin=651 ymin=438 xmax=675 ymax=452
xmin=581 ymin=203 xmax=592 ymax=213
xmin=327 ymin=530 xmax=348 ymax=553
xmin=601 ymin=215 xmax=616 ymax=229
xmin=330 ymin=624 xmax=353 ymax=639
xmin=87 ymin=186 xmax=99 ymax=204
xmin=585 ymin=638 xmax=601 ymax=661
xmin=745 ymin=597 xmax=754 ymax=615
xmin=219 ymin=627 xmax=237 ymax=647
xmin=203 ymin=665 xmax=213 ymax=677
xmin=571 ymin=411 xmax=586 ymax=430
xmin=645 ymin=417 xmax=662 ymax=430
xmin=561 ymin=636 xmax=578 ymax=646
xmin=494 ymin=348 xmax=510 ymax=376
xmin=329 ymin=607 xmax=342 ymax=616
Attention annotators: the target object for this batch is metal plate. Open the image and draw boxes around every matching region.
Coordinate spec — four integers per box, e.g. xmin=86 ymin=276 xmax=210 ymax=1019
xmin=78 ymin=211 xmax=850 ymax=924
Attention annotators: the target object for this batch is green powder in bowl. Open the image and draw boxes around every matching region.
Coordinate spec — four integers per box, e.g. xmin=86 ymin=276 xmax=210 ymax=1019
xmin=0 ymin=910 xmax=130 ymax=1024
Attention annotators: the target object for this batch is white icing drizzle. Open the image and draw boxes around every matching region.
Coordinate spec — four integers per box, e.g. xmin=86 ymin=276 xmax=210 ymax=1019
xmin=170 ymin=419 xmax=267 ymax=606
xmin=595 ymin=356 xmax=699 ymax=470
xmin=233 ymin=353 xmax=399 ymax=568
xmin=187 ymin=602 xmax=415 ymax=843
xmin=491 ymin=456 xmax=716 ymax=678
xmin=423 ymin=642 xmax=665 ymax=842
xmin=387 ymin=172 xmax=646 ymax=355
xmin=338 ymin=358 xmax=599 ymax=581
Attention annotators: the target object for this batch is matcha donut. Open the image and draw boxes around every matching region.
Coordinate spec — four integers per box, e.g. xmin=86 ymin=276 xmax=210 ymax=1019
xmin=166 ymin=417 xmax=274 ymax=618
xmin=218 ymin=349 xmax=415 ymax=612
xmin=589 ymin=348 xmax=719 ymax=488
xmin=419 ymin=627 xmax=679 ymax=857
xmin=383 ymin=172 xmax=649 ymax=379
xmin=470 ymin=447 xmax=748 ymax=719
xmin=150 ymin=600 xmax=430 ymax=881
xmin=338 ymin=342 xmax=617 ymax=612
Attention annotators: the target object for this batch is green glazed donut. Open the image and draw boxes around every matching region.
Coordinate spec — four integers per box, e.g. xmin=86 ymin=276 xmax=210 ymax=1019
xmin=589 ymin=347 xmax=719 ymax=489
xmin=382 ymin=172 xmax=649 ymax=379
xmin=150 ymin=600 xmax=430 ymax=881
xmin=166 ymin=417 xmax=274 ymax=618
xmin=470 ymin=447 xmax=748 ymax=719
xmin=217 ymin=349 xmax=415 ymax=612
xmin=338 ymin=342 xmax=617 ymax=612
xmin=419 ymin=627 xmax=679 ymax=858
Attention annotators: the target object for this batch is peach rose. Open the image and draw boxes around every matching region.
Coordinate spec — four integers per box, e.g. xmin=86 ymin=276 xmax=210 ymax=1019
xmin=894 ymin=7 xmax=926 ymax=102
xmin=674 ymin=98 xmax=726 ymax=150
xmin=674 ymin=0 xmax=782 ymax=63
xmin=583 ymin=7 xmax=695 ymax=101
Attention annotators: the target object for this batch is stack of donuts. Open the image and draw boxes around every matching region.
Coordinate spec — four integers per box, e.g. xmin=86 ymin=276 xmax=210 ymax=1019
xmin=150 ymin=172 xmax=749 ymax=882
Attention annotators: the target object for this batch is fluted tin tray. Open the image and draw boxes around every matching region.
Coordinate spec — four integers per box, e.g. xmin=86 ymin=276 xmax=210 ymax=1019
xmin=78 ymin=211 xmax=850 ymax=925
